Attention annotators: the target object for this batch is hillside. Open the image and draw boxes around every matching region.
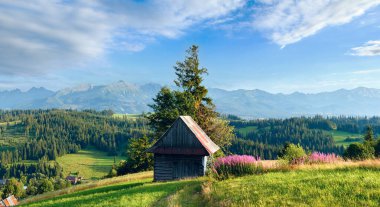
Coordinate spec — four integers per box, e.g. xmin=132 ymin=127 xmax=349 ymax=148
xmin=20 ymin=161 xmax=380 ymax=207
xmin=56 ymin=147 xmax=124 ymax=180
xmin=2 ymin=83 xmax=380 ymax=118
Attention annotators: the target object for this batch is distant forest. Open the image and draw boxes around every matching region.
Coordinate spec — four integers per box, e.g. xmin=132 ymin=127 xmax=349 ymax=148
xmin=0 ymin=109 xmax=149 ymax=179
xmin=0 ymin=110 xmax=379 ymax=179
xmin=229 ymin=115 xmax=380 ymax=159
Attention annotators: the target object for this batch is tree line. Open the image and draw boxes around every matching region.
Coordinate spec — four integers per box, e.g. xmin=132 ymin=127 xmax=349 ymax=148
xmin=0 ymin=109 xmax=149 ymax=164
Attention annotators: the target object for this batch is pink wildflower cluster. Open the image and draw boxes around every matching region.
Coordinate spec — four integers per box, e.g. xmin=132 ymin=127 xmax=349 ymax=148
xmin=214 ymin=155 xmax=260 ymax=168
xmin=308 ymin=152 xmax=340 ymax=163
xmin=212 ymin=155 xmax=263 ymax=179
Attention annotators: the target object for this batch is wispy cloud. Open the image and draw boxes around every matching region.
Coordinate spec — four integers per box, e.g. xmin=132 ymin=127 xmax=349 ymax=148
xmin=350 ymin=69 xmax=380 ymax=74
xmin=0 ymin=0 xmax=245 ymax=75
xmin=252 ymin=0 xmax=380 ymax=47
xmin=350 ymin=40 xmax=380 ymax=56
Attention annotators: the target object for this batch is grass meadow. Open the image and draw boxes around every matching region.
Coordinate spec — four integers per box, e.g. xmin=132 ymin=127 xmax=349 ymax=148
xmin=328 ymin=130 xmax=363 ymax=147
xmin=112 ymin=114 xmax=142 ymax=120
xmin=208 ymin=167 xmax=380 ymax=207
xmin=56 ymin=147 xmax=124 ymax=179
xmin=236 ymin=126 xmax=258 ymax=136
xmin=0 ymin=121 xmax=28 ymax=150
xmin=20 ymin=160 xmax=380 ymax=207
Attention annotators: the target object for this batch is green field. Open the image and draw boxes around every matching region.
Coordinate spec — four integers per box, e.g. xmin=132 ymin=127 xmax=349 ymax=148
xmin=328 ymin=130 xmax=363 ymax=147
xmin=112 ymin=114 xmax=142 ymax=120
xmin=21 ymin=163 xmax=380 ymax=207
xmin=209 ymin=168 xmax=380 ymax=206
xmin=56 ymin=147 xmax=124 ymax=180
xmin=0 ymin=120 xmax=22 ymax=126
xmin=23 ymin=179 xmax=203 ymax=207
xmin=0 ymin=121 xmax=28 ymax=151
xmin=236 ymin=126 xmax=258 ymax=136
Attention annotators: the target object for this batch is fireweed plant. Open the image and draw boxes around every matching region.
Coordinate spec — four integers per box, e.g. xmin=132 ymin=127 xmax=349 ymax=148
xmin=308 ymin=152 xmax=341 ymax=164
xmin=212 ymin=155 xmax=263 ymax=180
xmin=286 ymin=152 xmax=342 ymax=165
xmin=212 ymin=152 xmax=341 ymax=180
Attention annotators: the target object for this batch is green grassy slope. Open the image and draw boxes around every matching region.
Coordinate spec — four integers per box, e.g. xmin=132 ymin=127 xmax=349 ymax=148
xmin=56 ymin=147 xmax=124 ymax=180
xmin=209 ymin=168 xmax=380 ymax=206
xmin=0 ymin=121 xmax=28 ymax=151
xmin=21 ymin=165 xmax=380 ymax=207
xmin=112 ymin=114 xmax=142 ymax=120
xmin=236 ymin=126 xmax=258 ymax=136
xmin=328 ymin=130 xmax=362 ymax=147
xmin=21 ymin=172 xmax=204 ymax=207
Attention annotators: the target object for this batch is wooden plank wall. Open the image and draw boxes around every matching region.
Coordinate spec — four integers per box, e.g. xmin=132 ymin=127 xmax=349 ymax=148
xmin=154 ymin=154 xmax=206 ymax=181
xmin=158 ymin=119 xmax=203 ymax=149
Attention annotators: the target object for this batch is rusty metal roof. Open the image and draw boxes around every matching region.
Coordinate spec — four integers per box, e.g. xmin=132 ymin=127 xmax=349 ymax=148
xmin=179 ymin=116 xmax=220 ymax=154
xmin=2 ymin=195 xmax=18 ymax=207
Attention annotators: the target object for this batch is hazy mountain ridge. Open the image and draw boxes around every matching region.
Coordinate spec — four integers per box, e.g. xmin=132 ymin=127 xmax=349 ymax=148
xmin=1 ymin=82 xmax=380 ymax=118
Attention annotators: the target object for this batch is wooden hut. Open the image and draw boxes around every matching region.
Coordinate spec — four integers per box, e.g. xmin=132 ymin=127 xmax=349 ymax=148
xmin=147 ymin=116 xmax=220 ymax=181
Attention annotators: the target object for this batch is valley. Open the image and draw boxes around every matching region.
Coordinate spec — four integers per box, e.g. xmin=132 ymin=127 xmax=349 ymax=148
xmin=56 ymin=147 xmax=123 ymax=180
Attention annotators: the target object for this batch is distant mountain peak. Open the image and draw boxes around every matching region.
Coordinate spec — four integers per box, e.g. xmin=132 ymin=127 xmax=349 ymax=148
xmin=0 ymin=84 xmax=379 ymax=118
xmin=28 ymin=87 xmax=52 ymax=93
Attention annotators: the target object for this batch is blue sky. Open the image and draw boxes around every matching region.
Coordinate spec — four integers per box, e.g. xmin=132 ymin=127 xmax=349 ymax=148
xmin=1 ymin=0 xmax=380 ymax=93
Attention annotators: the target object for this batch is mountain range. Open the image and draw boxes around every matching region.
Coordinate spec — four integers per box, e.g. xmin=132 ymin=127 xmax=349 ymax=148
xmin=1 ymin=81 xmax=380 ymax=118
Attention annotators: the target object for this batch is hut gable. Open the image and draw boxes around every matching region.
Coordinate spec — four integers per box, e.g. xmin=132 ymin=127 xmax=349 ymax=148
xmin=148 ymin=116 xmax=220 ymax=181
xmin=148 ymin=116 xmax=219 ymax=156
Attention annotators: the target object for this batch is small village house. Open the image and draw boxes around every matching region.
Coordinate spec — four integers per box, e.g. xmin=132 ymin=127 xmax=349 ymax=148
xmin=147 ymin=116 xmax=220 ymax=181
xmin=66 ymin=172 xmax=82 ymax=184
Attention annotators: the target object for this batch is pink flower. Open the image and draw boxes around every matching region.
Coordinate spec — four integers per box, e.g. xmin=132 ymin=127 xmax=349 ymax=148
xmin=308 ymin=152 xmax=340 ymax=163
xmin=214 ymin=155 xmax=260 ymax=168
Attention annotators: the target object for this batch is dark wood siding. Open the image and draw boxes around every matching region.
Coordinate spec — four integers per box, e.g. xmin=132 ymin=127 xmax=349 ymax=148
xmin=157 ymin=119 xmax=204 ymax=149
xmin=154 ymin=154 xmax=206 ymax=181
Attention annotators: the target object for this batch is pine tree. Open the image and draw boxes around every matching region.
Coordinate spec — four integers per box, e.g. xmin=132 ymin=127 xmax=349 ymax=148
xmin=125 ymin=135 xmax=153 ymax=173
xmin=148 ymin=45 xmax=235 ymax=151
xmin=364 ymin=125 xmax=375 ymax=145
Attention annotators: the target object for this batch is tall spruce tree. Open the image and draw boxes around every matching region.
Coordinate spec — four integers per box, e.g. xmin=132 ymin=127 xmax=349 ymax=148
xmin=148 ymin=45 xmax=234 ymax=151
xmin=364 ymin=125 xmax=375 ymax=145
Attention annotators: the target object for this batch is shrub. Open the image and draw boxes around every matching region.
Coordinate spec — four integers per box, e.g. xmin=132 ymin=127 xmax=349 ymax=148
xmin=38 ymin=178 xmax=54 ymax=194
xmin=278 ymin=144 xmax=306 ymax=164
xmin=213 ymin=155 xmax=262 ymax=180
xmin=2 ymin=178 xmax=25 ymax=199
xmin=344 ymin=143 xmax=374 ymax=160
xmin=308 ymin=152 xmax=341 ymax=164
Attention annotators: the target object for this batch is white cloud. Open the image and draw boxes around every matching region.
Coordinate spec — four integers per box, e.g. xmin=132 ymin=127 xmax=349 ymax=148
xmin=252 ymin=0 xmax=380 ymax=47
xmin=0 ymin=0 xmax=245 ymax=75
xmin=351 ymin=68 xmax=380 ymax=74
xmin=350 ymin=40 xmax=380 ymax=56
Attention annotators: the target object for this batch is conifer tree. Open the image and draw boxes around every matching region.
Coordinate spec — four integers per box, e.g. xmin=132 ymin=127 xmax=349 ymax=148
xmin=148 ymin=45 xmax=234 ymax=151
xmin=364 ymin=125 xmax=375 ymax=145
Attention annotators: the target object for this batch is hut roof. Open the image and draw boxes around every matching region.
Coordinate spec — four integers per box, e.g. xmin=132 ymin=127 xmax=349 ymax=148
xmin=148 ymin=116 xmax=220 ymax=155
xmin=1 ymin=195 xmax=18 ymax=207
